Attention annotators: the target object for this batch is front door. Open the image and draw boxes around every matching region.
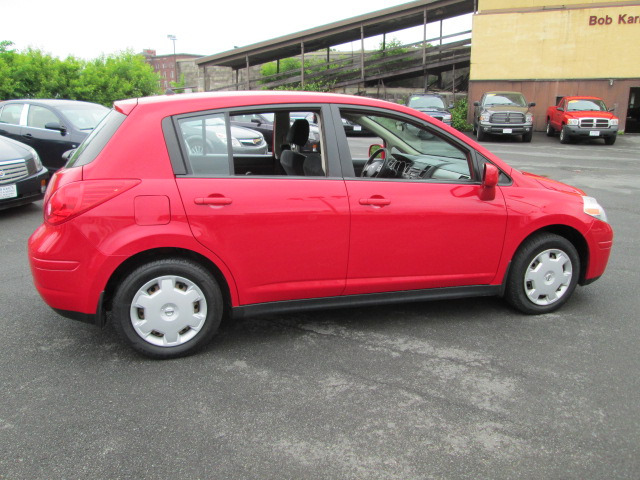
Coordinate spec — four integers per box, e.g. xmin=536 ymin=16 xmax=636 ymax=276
xmin=335 ymin=108 xmax=508 ymax=295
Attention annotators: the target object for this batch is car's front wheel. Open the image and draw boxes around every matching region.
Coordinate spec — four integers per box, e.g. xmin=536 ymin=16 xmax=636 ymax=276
xmin=504 ymin=233 xmax=580 ymax=314
xmin=476 ymin=127 xmax=486 ymax=141
xmin=112 ymin=258 xmax=223 ymax=359
xmin=604 ymin=135 xmax=616 ymax=145
xmin=559 ymin=125 xmax=571 ymax=144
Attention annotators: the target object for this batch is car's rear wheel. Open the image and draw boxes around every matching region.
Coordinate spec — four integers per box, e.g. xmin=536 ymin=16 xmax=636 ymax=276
xmin=559 ymin=125 xmax=571 ymax=144
xmin=112 ymin=258 xmax=223 ymax=359
xmin=504 ymin=233 xmax=580 ymax=314
xmin=545 ymin=121 xmax=555 ymax=137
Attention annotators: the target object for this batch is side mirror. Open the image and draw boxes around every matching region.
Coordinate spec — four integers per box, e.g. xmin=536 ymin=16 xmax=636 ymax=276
xmin=368 ymin=144 xmax=385 ymax=159
xmin=62 ymin=149 xmax=76 ymax=161
xmin=529 ymin=102 xmax=536 ymax=107
xmin=448 ymin=103 xmax=454 ymax=109
xmin=45 ymin=122 xmax=67 ymax=135
xmin=557 ymin=107 xmax=564 ymax=112
xmin=251 ymin=118 xmax=262 ymax=126
xmin=608 ymin=107 xmax=615 ymax=112
xmin=480 ymin=163 xmax=499 ymax=200
xmin=473 ymin=101 xmax=480 ymax=106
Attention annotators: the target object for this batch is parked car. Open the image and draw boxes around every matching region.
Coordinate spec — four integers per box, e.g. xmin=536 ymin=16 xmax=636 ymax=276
xmin=181 ymin=116 xmax=268 ymax=156
xmin=29 ymin=91 xmax=612 ymax=359
xmin=230 ymin=113 xmax=274 ymax=150
xmin=546 ymin=96 xmax=619 ymax=145
xmin=407 ymin=93 xmax=453 ymax=126
xmin=0 ymin=136 xmax=49 ymax=210
xmin=473 ymin=91 xmax=535 ymax=142
xmin=0 ymin=99 xmax=109 ymax=171
xmin=230 ymin=112 xmax=320 ymax=152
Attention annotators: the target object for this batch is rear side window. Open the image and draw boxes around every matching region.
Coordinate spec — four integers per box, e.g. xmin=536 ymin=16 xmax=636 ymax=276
xmin=177 ymin=113 xmax=232 ymax=176
xmin=66 ymin=110 xmax=126 ymax=168
xmin=0 ymin=104 xmax=24 ymax=125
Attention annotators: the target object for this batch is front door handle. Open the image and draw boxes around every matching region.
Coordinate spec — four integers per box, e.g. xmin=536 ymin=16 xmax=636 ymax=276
xmin=22 ymin=133 xmax=33 ymax=138
xmin=359 ymin=196 xmax=391 ymax=207
xmin=194 ymin=196 xmax=232 ymax=206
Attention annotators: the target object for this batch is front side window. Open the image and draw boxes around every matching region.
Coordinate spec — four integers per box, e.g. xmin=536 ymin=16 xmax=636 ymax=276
xmin=340 ymin=110 xmax=472 ymax=182
xmin=27 ymin=105 xmax=59 ymax=129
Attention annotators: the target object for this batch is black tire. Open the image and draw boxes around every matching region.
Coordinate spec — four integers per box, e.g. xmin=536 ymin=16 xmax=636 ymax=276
xmin=472 ymin=122 xmax=477 ymax=135
xmin=522 ymin=131 xmax=533 ymax=142
xmin=476 ymin=127 xmax=486 ymax=141
xmin=545 ymin=121 xmax=555 ymax=137
xmin=559 ymin=125 xmax=571 ymax=144
xmin=112 ymin=258 xmax=223 ymax=359
xmin=604 ymin=135 xmax=616 ymax=145
xmin=504 ymin=233 xmax=580 ymax=315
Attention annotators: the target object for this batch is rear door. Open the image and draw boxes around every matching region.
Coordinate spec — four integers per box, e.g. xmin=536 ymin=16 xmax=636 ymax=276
xmin=0 ymin=103 xmax=26 ymax=143
xmin=171 ymin=106 xmax=350 ymax=306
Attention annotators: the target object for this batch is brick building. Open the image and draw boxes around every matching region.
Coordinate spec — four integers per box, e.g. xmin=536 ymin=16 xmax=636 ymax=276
xmin=141 ymin=49 xmax=202 ymax=91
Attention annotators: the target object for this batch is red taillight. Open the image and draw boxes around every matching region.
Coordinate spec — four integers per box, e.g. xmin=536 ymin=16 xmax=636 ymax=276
xmin=44 ymin=179 xmax=140 ymax=225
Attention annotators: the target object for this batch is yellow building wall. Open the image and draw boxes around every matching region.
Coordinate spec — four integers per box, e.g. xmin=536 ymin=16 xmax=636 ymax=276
xmin=471 ymin=2 xmax=640 ymax=80
xmin=480 ymin=0 xmax=624 ymax=11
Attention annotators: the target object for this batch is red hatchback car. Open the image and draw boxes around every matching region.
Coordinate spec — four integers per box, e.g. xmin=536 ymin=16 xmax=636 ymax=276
xmin=28 ymin=92 xmax=613 ymax=358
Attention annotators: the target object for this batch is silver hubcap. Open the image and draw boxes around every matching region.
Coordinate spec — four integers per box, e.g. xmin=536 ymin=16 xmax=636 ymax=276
xmin=189 ymin=142 xmax=204 ymax=155
xmin=130 ymin=275 xmax=207 ymax=347
xmin=524 ymin=249 xmax=573 ymax=306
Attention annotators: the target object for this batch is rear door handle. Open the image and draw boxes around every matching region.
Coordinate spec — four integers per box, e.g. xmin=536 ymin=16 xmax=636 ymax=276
xmin=22 ymin=133 xmax=33 ymax=138
xmin=194 ymin=196 xmax=232 ymax=206
xmin=359 ymin=196 xmax=391 ymax=207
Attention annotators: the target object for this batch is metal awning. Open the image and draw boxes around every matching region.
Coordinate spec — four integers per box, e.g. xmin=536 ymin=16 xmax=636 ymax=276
xmin=196 ymin=0 xmax=474 ymax=69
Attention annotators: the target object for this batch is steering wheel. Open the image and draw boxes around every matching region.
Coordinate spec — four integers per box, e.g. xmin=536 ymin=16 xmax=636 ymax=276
xmin=360 ymin=148 xmax=390 ymax=178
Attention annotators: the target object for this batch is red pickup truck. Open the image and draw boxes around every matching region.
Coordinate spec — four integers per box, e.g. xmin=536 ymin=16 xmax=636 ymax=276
xmin=546 ymin=96 xmax=619 ymax=145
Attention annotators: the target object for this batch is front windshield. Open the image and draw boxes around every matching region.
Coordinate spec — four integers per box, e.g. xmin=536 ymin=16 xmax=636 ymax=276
xmin=409 ymin=96 xmax=446 ymax=109
xmin=483 ymin=93 xmax=526 ymax=107
xmin=58 ymin=104 xmax=109 ymax=130
xmin=567 ymin=99 xmax=607 ymax=111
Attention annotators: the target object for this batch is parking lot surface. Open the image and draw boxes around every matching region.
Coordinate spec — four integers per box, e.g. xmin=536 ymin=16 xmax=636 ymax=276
xmin=1 ymin=132 xmax=639 ymax=479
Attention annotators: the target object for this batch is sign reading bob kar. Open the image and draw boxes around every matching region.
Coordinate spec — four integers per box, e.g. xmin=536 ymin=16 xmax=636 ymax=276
xmin=589 ymin=14 xmax=640 ymax=25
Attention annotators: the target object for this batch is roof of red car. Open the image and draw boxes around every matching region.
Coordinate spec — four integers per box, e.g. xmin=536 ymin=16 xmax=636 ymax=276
xmin=114 ymin=91 xmax=408 ymax=116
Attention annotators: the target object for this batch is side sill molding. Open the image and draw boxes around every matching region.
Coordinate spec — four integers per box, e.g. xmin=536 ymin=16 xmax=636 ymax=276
xmin=232 ymin=285 xmax=501 ymax=319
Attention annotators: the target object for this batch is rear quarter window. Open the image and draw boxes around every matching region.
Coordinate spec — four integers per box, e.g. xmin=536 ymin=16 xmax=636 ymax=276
xmin=66 ymin=110 xmax=126 ymax=168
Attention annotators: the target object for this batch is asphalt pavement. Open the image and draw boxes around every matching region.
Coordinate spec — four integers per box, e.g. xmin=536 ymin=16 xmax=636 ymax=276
xmin=1 ymin=132 xmax=639 ymax=479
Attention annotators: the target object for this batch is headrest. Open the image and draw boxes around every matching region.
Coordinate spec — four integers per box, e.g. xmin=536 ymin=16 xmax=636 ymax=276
xmin=287 ymin=119 xmax=310 ymax=147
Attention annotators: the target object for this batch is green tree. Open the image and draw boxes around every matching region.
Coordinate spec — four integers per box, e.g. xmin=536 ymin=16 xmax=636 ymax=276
xmin=451 ymin=97 xmax=473 ymax=132
xmin=0 ymin=46 xmax=161 ymax=105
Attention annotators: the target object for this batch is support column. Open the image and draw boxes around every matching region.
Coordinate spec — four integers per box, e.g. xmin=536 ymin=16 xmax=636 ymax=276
xmin=360 ymin=25 xmax=365 ymax=82
xmin=245 ymin=55 xmax=250 ymax=90
xmin=423 ymin=9 xmax=428 ymax=92
xmin=301 ymin=42 xmax=305 ymax=88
